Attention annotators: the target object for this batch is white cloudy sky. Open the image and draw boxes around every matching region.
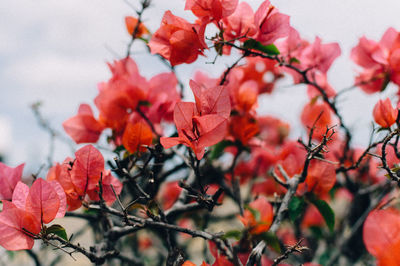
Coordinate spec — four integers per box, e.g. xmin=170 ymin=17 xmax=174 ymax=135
xmin=1 ymin=0 xmax=400 ymax=173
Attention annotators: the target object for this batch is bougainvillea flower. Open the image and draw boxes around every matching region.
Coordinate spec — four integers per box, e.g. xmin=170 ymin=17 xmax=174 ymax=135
xmin=190 ymin=80 xmax=230 ymax=118
xmin=161 ymin=81 xmax=231 ymax=159
xmin=251 ymin=176 xmax=284 ymax=196
xmin=257 ymin=115 xmax=290 ymax=146
xmin=354 ymin=66 xmax=388 ymax=94
xmin=208 ymin=241 xmax=234 ymax=266
xmin=276 ymin=141 xmax=307 ymax=181
xmin=221 ymin=1 xmax=256 ymax=54
xmin=239 ymin=196 xmax=273 ymax=234
xmin=276 ymin=141 xmax=335 ymax=196
xmin=161 ymin=102 xmax=228 ymax=159
xmin=158 ymin=181 xmax=182 ymax=210
xmin=235 ymin=80 xmax=258 ymax=112
xmin=0 ymin=201 xmax=41 ymax=250
xmin=363 ymin=208 xmax=400 ymax=265
xmin=122 ymin=119 xmax=153 ymax=154
xmin=254 ymin=0 xmax=290 ymax=45
xmin=301 ymin=204 xmax=324 ymax=229
xmin=306 ymin=73 xmax=336 ymax=99
xmin=0 ymin=162 xmax=24 ymax=200
xmin=94 ymin=58 xmax=147 ymax=130
xmin=185 ymin=0 xmax=238 ymax=22
xmin=47 ymin=159 xmax=82 ymax=211
xmin=148 ymin=11 xmax=207 ymax=66
xmin=145 ymin=72 xmax=180 ymax=124
xmin=228 ymin=57 xmax=283 ymax=95
xmin=229 ymin=114 xmax=259 ymax=145
xmin=63 ymin=103 xmax=105 ymax=144
xmin=276 ymin=27 xmax=307 ymax=59
xmin=373 ymin=98 xmax=397 ymax=128
xmin=301 ymin=37 xmax=341 ymax=74
xmin=351 ymin=36 xmax=380 ymax=69
xmin=48 ymin=145 xmax=122 ymax=210
xmin=351 ymin=28 xmax=400 ymax=92
xmin=300 ymin=100 xmax=333 ymax=140
xmin=125 ymin=16 xmax=149 ymax=37
xmin=22 ymin=179 xmax=66 ymax=223
xmin=70 ymin=145 xmax=104 ymax=196
xmin=297 ymin=161 xmax=336 ymax=197
xmin=0 ymin=178 xmax=67 ymax=251
xmin=86 ymin=170 xmax=123 ymax=205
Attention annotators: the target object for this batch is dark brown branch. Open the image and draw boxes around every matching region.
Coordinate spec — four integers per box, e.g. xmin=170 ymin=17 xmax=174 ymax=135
xmin=125 ymin=0 xmax=151 ymax=58
xmin=272 ymin=239 xmax=308 ymax=266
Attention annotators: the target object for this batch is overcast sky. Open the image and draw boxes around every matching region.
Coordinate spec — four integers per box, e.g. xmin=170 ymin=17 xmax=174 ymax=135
xmin=1 ymin=0 xmax=400 ymax=173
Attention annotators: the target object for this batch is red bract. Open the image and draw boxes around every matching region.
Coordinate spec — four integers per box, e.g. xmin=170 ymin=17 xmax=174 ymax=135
xmin=0 ymin=162 xmax=24 ymax=200
xmin=252 ymin=177 xmax=284 ymax=197
xmin=0 ymin=201 xmax=41 ymax=250
xmin=24 ymin=179 xmax=66 ymax=224
xmin=47 ymin=159 xmax=82 ymax=211
xmin=229 ymin=57 xmax=283 ymax=95
xmin=86 ymin=170 xmax=123 ymax=205
xmin=301 ymin=205 xmax=324 ymax=229
xmin=351 ymin=28 xmax=400 ymax=93
xmin=351 ymin=36 xmax=379 ymax=69
xmin=0 ymin=179 xmax=66 ymax=251
xmin=277 ymin=141 xmax=307 ymax=178
xmin=306 ymin=73 xmax=336 ymax=99
xmin=301 ymin=37 xmax=341 ymax=74
xmin=70 ymin=145 xmax=104 ymax=196
xmin=276 ymin=27 xmax=307 ymax=59
xmin=221 ymin=1 xmax=256 ymax=54
xmin=161 ymin=80 xmax=231 ymax=159
xmin=234 ymin=80 xmax=258 ymax=112
xmin=63 ymin=103 xmax=105 ymax=144
xmin=229 ymin=114 xmax=259 ymax=145
xmin=208 ymin=241 xmax=233 ymax=266
xmin=301 ymin=100 xmax=333 ymax=140
xmin=158 ymin=181 xmax=182 ymax=210
xmin=254 ymin=0 xmax=290 ymax=45
xmin=298 ymin=161 xmax=336 ymax=197
xmin=363 ymin=208 xmax=400 ymax=265
xmin=125 ymin=16 xmax=149 ymax=37
xmin=48 ymin=145 xmax=122 ymax=210
xmin=148 ymin=11 xmax=206 ymax=66
xmin=257 ymin=115 xmax=290 ymax=146
xmin=95 ymin=57 xmax=147 ymax=130
xmin=185 ymin=0 xmax=238 ymax=22
xmin=122 ymin=120 xmax=153 ymax=153
xmin=373 ymin=98 xmax=397 ymax=128
xmin=146 ymin=72 xmax=180 ymax=124
xmin=239 ymin=196 xmax=273 ymax=234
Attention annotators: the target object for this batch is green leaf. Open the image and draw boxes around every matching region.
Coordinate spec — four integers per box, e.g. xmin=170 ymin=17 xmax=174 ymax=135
xmin=210 ymin=140 xmax=234 ymax=160
xmin=244 ymin=205 xmax=261 ymax=221
xmin=139 ymin=100 xmax=151 ymax=107
xmin=6 ymin=251 xmax=14 ymax=260
xmin=46 ymin=224 xmax=68 ymax=241
xmin=113 ymin=145 xmax=126 ymax=154
xmin=223 ymin=230 xmax=242 ymax=240
xmin=309 ymin=196 xmax=335 ymax=232
xmin=318 ymin=249 xmax=332 ymax=265
xmin=127 ymin=203 xmax=146 ymax=211
xmin=288 ymin=196 xmax=305 ymax=222
xmin=380 ymin=73 xmax=391 ymax=92
xmin=243 ymin=39 xmax=280 ymax=55
xmin=309 ymin=226 xmax=323 ymax=239
xmin=259 ymin=232 xmax=281 ymax=253
xmin=146 ymin=200 xmax=160 ymax=217
xmin=289 ymin=57 xmax=300 ymax=64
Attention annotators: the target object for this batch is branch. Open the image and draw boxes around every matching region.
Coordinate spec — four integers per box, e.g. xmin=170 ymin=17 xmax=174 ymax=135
xmin=272 ymin=239 xmax=308 ymax=266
